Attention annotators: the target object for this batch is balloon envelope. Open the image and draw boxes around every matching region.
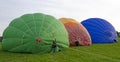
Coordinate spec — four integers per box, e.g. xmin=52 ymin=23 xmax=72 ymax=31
xmin=59 ymin=18 xmax=91 ymax=46
xmin=2 ymin=13 xmax=69 ymax=53
xmin=81 ymin=18 xmax=118 ymax=43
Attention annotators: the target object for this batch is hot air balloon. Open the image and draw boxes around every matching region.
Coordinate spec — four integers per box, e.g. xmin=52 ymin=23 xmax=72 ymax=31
xmin=81 ymin=18 xmax=118 ymax=43
xmin=59 ymin=18 xmax=91 ymax=46
xmin=2 ymin=13 xmax=69 ymax=53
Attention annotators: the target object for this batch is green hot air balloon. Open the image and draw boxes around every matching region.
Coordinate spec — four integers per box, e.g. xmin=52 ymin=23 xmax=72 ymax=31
xmin=2 ymin=13 xmax=69 ymax=53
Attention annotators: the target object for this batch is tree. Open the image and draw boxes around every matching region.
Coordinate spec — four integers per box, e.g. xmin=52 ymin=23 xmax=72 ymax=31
xmin=0 ymin=36 xmax=3 ymax=42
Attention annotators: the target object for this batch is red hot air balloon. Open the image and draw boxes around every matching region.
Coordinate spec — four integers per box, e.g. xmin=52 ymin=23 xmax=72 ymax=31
xmin=59 ymin=18 xmax=91 ymax=46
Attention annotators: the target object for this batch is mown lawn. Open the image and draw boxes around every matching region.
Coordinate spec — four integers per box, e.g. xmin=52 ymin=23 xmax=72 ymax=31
xmin=0 ymin=38 xmax=120 ymax=62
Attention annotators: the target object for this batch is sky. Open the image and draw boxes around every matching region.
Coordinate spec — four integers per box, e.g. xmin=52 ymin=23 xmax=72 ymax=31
xmin=0 ymin=0 xmax=120 ymax=36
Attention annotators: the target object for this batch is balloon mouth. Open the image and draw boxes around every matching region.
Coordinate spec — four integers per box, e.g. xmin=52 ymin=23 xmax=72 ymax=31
xmin=36 ymin=38 xmax=41 ymax=42
xmin=113 ymin=39 xmax=117 ymax=42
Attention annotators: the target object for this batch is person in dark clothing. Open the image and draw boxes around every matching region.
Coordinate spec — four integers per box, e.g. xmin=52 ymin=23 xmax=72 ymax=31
xmin=52 ymin=40 xmax=57 ymax=53
xmin=75 ymin=40 xmax=79 ymax=46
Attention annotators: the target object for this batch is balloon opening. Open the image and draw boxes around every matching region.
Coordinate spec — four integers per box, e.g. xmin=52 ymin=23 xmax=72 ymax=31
xmin=36 ymin=38 xmax=41 ymax=42
xmin=113 ymin=39 xmax=117 ymax=42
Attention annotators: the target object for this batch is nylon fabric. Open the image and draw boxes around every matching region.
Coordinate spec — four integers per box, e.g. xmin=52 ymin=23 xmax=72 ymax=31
xmin=81 ymin=18 xmax=118 ymax=43
xmin=2 ymin=13 xmax=69 ymax=53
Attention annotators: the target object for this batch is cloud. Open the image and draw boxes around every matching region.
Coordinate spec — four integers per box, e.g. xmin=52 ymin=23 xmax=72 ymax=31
xmin=0 ymin=0 xmax=120 ymax=36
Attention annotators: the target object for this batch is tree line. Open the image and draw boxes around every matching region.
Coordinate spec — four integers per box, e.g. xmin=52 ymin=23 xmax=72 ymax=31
xmin=117 ymin=31 xmax=120 ymax=37
xmin=0 ymin=31 xmax=119 ymax=42
xmin=0 ymin=36 xmax=3 ymax=42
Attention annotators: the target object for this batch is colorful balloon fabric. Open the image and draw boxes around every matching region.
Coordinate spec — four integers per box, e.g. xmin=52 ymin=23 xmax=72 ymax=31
xmin=59 ymin=18 xmax=91 ymax=46
xmin=81 ymin=18 xmax=118 ymax=43
xmin=2 ymin=13 xmax=69 ymax=53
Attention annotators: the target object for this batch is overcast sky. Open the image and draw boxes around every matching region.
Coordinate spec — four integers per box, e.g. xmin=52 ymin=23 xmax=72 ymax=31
xmin=0 ymin=0 xmax=120 ymax=36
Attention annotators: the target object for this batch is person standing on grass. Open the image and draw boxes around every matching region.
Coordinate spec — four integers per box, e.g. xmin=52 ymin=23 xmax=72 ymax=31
xmin=75 ymin=40 xmax=79 ymax=46
xmin=52 ymin=39 xmax=57 ymax=53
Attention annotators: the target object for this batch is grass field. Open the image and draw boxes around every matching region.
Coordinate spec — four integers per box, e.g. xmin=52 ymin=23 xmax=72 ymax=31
xmin=0 ymin=38 xmax=120 ymax=62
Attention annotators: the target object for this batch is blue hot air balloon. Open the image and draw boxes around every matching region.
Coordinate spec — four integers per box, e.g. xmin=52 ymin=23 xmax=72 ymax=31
xmin=81 ymin=18 xmax=118 ymax=43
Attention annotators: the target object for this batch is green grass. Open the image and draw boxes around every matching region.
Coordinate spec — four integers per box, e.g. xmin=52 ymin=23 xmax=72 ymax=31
xmin=0 ymin=38 xmax=120 ymax=62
